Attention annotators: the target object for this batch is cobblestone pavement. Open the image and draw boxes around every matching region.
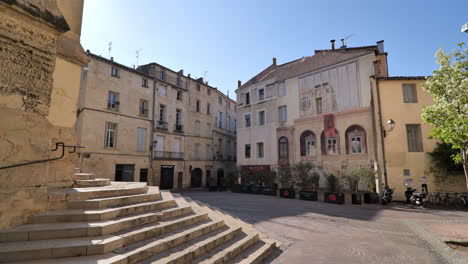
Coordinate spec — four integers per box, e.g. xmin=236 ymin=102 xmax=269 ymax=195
xmin=178 ymin=191 xmax=468 ymax=264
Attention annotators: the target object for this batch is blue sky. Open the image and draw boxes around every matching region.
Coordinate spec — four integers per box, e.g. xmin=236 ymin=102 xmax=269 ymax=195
xmin=81 ymin=0 xmax=467 ymax=96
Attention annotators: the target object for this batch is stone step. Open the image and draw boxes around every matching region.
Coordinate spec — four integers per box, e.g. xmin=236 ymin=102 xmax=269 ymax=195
xmin=30 ymin=199 xmax=177 ymax=224
xmin=72 ymin=173 xmax=95 ymax=180
xmin=140 ymin=225 xmax=242 ymax=264
xmin=67 ymin=186 xmax=159 ymax=209
xmin=194 ymin=233 xmax=260 ymax=264
xmin=49 ymin=182 xmax=148 ymax=203
xmin=7 ymin=219 xmax=226 ymax=264
xmin=226 ymin=239 xmax=276 ymax=264
xmin=0 ymin=213 xmax=210 ymax=263
xmin=0 ymin=206 xmax=193 ymax=242
xmin=74 ymin=178 xmax=110 ymax=187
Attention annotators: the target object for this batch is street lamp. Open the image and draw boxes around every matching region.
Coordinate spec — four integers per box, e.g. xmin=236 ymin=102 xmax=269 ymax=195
xmin=462 ymin=22 xmax=468 ymax=33
xmin=383 ymin=119 xmax=395 ymax=137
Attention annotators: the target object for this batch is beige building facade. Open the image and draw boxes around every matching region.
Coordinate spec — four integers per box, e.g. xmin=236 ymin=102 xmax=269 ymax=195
xmin=0 ymin=0 xmax=88 ymax=229
xmin=76 ymin=53 xmax=154 ymax=183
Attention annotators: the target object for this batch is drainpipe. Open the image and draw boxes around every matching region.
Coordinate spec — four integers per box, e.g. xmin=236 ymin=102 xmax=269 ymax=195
xmin=149 ymin=78 xmax=157 ymax=186
xmin=375 ymin=78 xmax=389 ymax=187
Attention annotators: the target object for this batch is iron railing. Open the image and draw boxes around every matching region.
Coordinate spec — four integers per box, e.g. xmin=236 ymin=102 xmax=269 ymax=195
xmin=154 ymin=151 xmax=184 ymax=160
xmin=156 ymin=120 xmax=168 ymax=130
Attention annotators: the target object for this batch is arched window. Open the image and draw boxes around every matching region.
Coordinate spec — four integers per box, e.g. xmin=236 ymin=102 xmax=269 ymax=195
xmin=320 ymin=129 xmax=340 ymax=155
xmin=300 ymin=130 xmax=317 ymax=156
xmin=345 ymin=125 xmax=367 ymax=154
xmin=278 ymin=137 xmax=289 ymax=160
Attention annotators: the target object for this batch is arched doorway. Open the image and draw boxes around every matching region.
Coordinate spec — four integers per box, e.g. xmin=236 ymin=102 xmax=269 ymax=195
xmin=191 ymin=168 xmax=202 ymax=188
xmin=217 ymin=169 xmax=225 ymax=187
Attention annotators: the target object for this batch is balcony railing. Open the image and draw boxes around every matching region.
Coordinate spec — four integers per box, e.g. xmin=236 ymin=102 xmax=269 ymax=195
xmin=154 ymin=151 xmax=184 ymax=160
xmin=174 ymin=124 xmax=184 ymax=133
xmin=156 ymin=120 xmax=168 ymax=130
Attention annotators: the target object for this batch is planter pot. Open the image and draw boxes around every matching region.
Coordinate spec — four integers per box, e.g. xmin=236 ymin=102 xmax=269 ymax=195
xmin=262 ymin=188 xmax=277 ymax=196
xmin=324 ymin=192 xmax=345 ymax=204
xmin=218 ymin=186 xmax=227 ymax=192
xmin=352 ymin=193 xmax=362 ymax=205
xmin=208 ymin=186 xmax=218 ymax=192
xmin=251 ymin=185 xmax=263 ymax=194
xmin=279 ymin=188 xmax=295 ymax=199
xmin=240 ymin=185 xmax=251 ymax=193
xmin=364 ymin=193 xmax=379 ymax=204
xmin=231 ymin=184 xmax=241 ymax=193
xmin=299 ymin=191 xmax=318 ymax=201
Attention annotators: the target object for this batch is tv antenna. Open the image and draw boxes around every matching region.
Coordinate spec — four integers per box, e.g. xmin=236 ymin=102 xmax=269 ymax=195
xmin=136 ymin=49 xmax=142 ymax=67
xmin=203 ymin=71 xmax=208 ymax=82
xmin=108 ymin=41 xmax=112 ymax=58
xmin=341 ymin=34 xmax=354 ymax=47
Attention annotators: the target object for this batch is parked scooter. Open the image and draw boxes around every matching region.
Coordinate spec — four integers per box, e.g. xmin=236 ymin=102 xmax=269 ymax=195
xmin=381 ymin=186 xmax=394 ymax=205
xmin=410 ymin=189 xmax=427 ymax=207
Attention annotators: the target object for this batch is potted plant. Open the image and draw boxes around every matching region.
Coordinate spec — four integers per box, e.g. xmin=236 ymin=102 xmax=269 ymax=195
xmin=208 ymin=175 xmax=218 ymax=192
xmin=262 ymin=170 xmax=278 ymax=196
xmin=324 ymin=173 xmax=344 ymax=204
xmin=250 ymin=173 xmax=264 ymax=194
xmin=278 ymin=165 xmax=295 ymax=198
xmin=341 ymin=167 xmax=362 ymax=205
xmin=238 ymin=169 xmax=251 ymax=193
xmin=293 ymin=161 xmax=318 ymax=201
xmin=357 ymin=167 xmax=379 ymax=204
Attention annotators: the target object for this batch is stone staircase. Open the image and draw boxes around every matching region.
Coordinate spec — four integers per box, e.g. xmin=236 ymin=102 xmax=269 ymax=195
xmin=0 ymin=172 xmax=278 ymax=263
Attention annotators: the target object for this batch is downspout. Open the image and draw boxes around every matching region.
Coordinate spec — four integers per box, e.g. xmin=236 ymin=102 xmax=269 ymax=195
xmin=375 ymin=78 xmax=389 ymax=187
xmin=149 ymin=78 xmax=157 ymax=186
xmin=370 ymin=80 xmax=382 ymax=194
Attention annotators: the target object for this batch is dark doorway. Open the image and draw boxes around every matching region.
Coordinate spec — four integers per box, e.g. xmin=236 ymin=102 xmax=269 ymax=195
xmin=206 ymin=170 xmax=211 ymax=187
xmin=115 ymin=164 xmax=135 ymax=181
xmin=139 ymin=168 xmax=148 ymax=183
xmin=160 ymin=165 xmax=174 ymax=189
xmin=191 ymin=168 xmax=202 ymax=188
xmin=217 ymin=169 xmax=224 ymax=187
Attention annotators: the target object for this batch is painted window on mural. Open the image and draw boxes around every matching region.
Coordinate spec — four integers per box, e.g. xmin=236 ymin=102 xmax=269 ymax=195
xmin=351 ymin=136 xmax=362 ymax=153
xmin=327 ymin=138 xmax=337 ymax=155
xmin=300 ymin=130 xmax=317 ymax=156
xmin=345 ymin=125 xmax=366 ymax=154
xmin=320 ymin=130 xmax=340 ymax=155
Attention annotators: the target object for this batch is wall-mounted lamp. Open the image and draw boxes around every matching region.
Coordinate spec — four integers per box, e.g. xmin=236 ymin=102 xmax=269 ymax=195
xmin=383 ymin=119 xmax=395 ymax=137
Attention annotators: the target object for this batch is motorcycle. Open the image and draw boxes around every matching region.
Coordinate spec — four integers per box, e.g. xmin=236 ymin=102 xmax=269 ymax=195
xmin=410 ymin=189 xmax=427 ymax=207
xmin=381 ymin=186 xmax=394 ymax=205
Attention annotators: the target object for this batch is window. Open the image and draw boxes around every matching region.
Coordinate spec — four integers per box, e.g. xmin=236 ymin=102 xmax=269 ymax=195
xmin=257 ymin=142 xmax=264 ymax=158
xmin=137 ymin=127 xmax=146 ymax=152
xmin=258 ymin=110 xmax=265 ymax=126
xmin=218 ymin=96 xmax=222 ymax=104
xmin=195 ymin=121 xmax=200 ymax=136
xmin=173 ymin=138 xmax=181 ymax=153
xmin=258 ymin=88 xmax=265 ymax=101
xmin=139 ymin=99 xmax=148 ymax=117
xmin=216 ymin=112 xmax=224 ymax=128
xmin=244 ymin=113 xmax=251 ymax=128
xmin=207 ymin=103 xmax=211 ymax=115
xmin=158 ymin=105 xmax=166 ymax=121
xmin=278 ymin=137 xmax=288 ymax=160
xmin=105 ymin=122 xmax=117 ymax=148
xmin=196 ymin=83 xmax=201 ymax=91
xmin=206 ymin=123 xmax=211 ymax=137
xmin=300 ymin=131 xmax=316 ymax=156
xmin=176 ymin=90 xmax=182 ymax=101
xmin=141 ymin=78 xmax=148 ymax=87
xmin=107 ymin=91 xmax=119 ymax=111
xmin=176 ymin=76 xmax=181 ymax=87
xmin=406 ymin=124 xmax=423 ymax=152
xmin=207 ymin=88 xmax=211 ymax=95
xmin=327 ymin=138 xmax=337 ymax=155
xmin=227 ymin=116 xmax=231 ymax=131
xmin=245 ymin=92 xmax=250 ymax=105
xmin=403 ymin=84 xmax=418 ymax=103
xmin=160 ymin=70 xmax=166 ymax=80
xmin=175 ymin=109 xmax=182 ymax=125
xmin=316 ymin=97 xmax=322 ymax=114
xmin=403 ymin=169 xmax=411 ymax=176
xmin=245 ymin=144 xmax=251 ymax=158
xmin=111 ymin=67 xmax=119 ymax=77
xmin=206 ymin=144 xmax=211 ymax=160
xmin=155 ymin=136 xmax=164 ymax=157
xmin=194 ymin=143 xmax=200 ymax=160
xmin=233 ymin=119 xmax=237 ymax=132
xmin=196 ymin=100 xmax=200 ymax=112
xmin=158 ymin=86 xmax=166 ymax=96
xmin=278 ymin=82 xmax=286 ymax=97
xmin=346 ymin=125 xmax=366 ymax=154
xmin=279 ymin=106 xmax=287 ymax=122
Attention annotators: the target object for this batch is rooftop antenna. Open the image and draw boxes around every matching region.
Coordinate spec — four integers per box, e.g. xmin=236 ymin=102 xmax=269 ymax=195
xmin=136 ymin=49 xmax=142 ymax=67
xmin=227 ymin=89 xmax=230 ymax=98
xmin=203 ymin=71 xmax=208 ymax=82
xmin=108 ymin=41 xmax=112 ymax=58
xmin=341 ymin=34 xmax=354 ymax=47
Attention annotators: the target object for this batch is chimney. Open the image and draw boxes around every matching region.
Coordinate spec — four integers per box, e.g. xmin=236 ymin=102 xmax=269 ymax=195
xmin=330 ymin=39 xmax=335 ymax=50
xmin=178 ymin=69 xmax=184 ymax=75
xmin=340 ymin=39 xmax=346 ymax=49
xmin=238 ymin=80 xmax=242 ymax=88
xmin=197 ymin=77 xmax=203 ymax=83
xmin=188 ymin=73 xmax=191 ymax=78
xmin=272 ymin=57 xmax=277 ymax=65
xmin=110 ymin=57 xmax=114 ymax=61
xmin=376 ymin=40 xmax=385 ymax=54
